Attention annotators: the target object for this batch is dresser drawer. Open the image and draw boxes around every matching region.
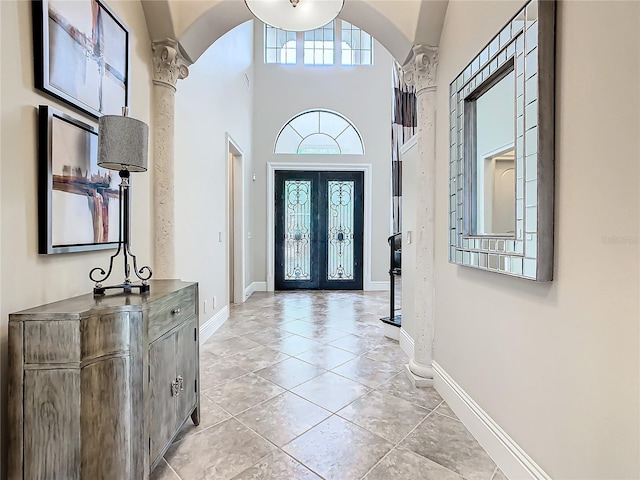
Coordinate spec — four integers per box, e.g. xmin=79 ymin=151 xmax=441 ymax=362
xmin=148 ymin=285 xmax=196 ymax=341
xmin=23 ymin=321 xmax=80 ymax=364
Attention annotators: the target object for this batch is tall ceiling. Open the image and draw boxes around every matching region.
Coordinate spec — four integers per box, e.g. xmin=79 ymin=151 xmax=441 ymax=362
xmin=141 ymin=0 xmax=449 ymax=64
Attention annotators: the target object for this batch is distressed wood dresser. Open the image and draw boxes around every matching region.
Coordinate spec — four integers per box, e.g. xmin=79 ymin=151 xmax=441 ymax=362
xmin=8 ymin=279 xmax=200 ymax=480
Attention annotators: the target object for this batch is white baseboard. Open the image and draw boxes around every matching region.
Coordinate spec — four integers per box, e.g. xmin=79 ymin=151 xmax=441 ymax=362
xmin=245 ymin=281 xmax=267 ymax=299
xmin=252 ymin=281 xmax=267 ymax=291
xmin=399 ymin=327 xmax=414 ymax=358
xmin=199 ymin=306 xmax=229 ymax=345
xmin=365 ymin=281 xmax=389 ymax=291
xmin=383 ymin=323 xmax=400 ymax=340
xmin=433 ymin=362 xmax=551 ymax=480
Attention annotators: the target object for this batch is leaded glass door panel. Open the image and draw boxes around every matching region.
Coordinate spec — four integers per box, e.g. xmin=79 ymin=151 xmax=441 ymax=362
xmin=275 ymin=171 xmax=363 ymax=290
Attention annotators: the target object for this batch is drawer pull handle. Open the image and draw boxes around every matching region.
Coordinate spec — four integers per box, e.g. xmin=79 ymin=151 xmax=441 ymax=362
xmin=171 ymin=308 xmax=181 ymax=315
xmin=171 ymin=379 xmax=180 ymax=397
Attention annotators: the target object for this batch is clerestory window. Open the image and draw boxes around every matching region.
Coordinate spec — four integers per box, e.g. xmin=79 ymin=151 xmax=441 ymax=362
xmin=274 ymin=109 xmax=364 ymax=155
xmin=264 ymin=21 xmax=373 ymax=66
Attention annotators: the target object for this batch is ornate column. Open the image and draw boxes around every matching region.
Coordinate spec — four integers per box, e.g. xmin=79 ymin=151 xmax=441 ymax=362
xmin=151 ymin=39 xmax=190 ymax=278
xmin=402 ymin=45 xmax=438 ymax=387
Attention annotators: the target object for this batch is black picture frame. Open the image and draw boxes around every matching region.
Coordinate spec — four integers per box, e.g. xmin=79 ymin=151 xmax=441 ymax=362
xmin=38 ymin=105 xmax=121 ymax=254
xmin=33 ymin=0 xmax=130 ymax=119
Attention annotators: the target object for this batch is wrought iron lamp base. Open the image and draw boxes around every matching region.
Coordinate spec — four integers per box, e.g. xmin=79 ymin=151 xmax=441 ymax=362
xmin=93 ymin=281 xmax=150 ymax=296
xmin=89 ymin=170 xmax=152 ymax=296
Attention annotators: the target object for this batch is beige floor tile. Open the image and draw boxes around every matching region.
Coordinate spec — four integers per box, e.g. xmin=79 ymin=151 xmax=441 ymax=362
xmin=158 ymin=290 xmax=496 ymax=480
xmin=283 ymin=415 xmax=393 ymax=480
xmin=291 ymin=371 xmax=369 ymax=412
xmin=207 ymin=373 xmax=286 ymax=415
xmin=294 ymin=344 xmax=358 ymax=370
xmin=150 ymin=458 xmax=181 ymax=480
xmin=200 ymin=349 xmax=223 ymax=365
xmin=335 ymin=321 xmax=384 ymax=338
xmin=173 ymin=394 xmax=231 ymax=443
xmin=492 ymin=468 xmax=508 ymax=480
xmin=327 ymin=333 xmax=382 ymax=354
xmin=165 ymin=418 xmax=276 ymax=480
xmin=223 ymin=319 xmax=269 ymax=336
xmin=267 ymin=334 xmax=322 ymax=356
xmin=376 ymin=372 xmax=444 ymax=410
xmin=251 ymin=315 xmax=299 ymax=327
xmin=254 ymin=357 xmax=326 ymax=389
xmin=226 ymin=345 xmax=290 ymax=372
xmin=241 ymin=327 xmax=294 ymax=345
xmin=363 ymin=342 xmax=409 ymax=368
xmin=278 ymin=320 xmax=317 ymax=335
xmin=230 ymin=451 xmax=322 ymax=480
xmin=296 ymin=326 xmax=349 ymax=344
xmin=237 ymin=392 xmax=331 ymax=446
xmin=200 ymin=359 xmax=249 ymax=392
xmin=434 ymin=401 xmax=460 ymax=421
xmin=337 ymin=390 xmax=430 ymax=443
xmin=364 ymin=447 xmax=464 ymax=480
xmin=400 ymin=412 xmax=497 ymax=480
xmin=204 ymin=328 xmax=238 ymax=342
xmin=332 ymin=355 xmax=400 ymax=388
xmin=202 ymin=335 xmax=262 ymax=357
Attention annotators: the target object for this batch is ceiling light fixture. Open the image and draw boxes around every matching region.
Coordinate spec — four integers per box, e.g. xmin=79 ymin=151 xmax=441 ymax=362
xmin=245 ymin=0 xmax=344 ymax=32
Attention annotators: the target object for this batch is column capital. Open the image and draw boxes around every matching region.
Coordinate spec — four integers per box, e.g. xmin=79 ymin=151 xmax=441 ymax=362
xmin=402 ymin=44 xmax=438 ymax=93
xmin=152 ymin=39 xmax=190 ymax=90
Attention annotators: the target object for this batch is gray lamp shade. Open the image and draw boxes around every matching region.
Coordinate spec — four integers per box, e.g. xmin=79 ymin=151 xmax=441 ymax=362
xmin=98 ymin=115 xmax=149 ymax=172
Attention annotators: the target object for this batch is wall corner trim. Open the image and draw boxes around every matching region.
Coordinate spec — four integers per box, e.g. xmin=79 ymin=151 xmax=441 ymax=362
xmin=200 ymin=306 xmax=229 ymax=345
xmin=245 ymin=281 xmax=267 ymax=300
xmin=365 ymin=281 xmax=390 ymax=291
xmin=399 ymin=327 xmax=415 ymax=358
xmin=433 ymin=362 xmax=552 ymax=480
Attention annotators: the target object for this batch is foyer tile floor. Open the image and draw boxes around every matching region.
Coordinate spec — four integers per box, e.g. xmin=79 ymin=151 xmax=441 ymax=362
xmin=152 ymin=290 xmax=505 ymax=480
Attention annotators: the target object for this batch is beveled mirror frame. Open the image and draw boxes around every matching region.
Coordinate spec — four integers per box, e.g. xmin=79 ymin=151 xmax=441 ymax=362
xmin=448 ymin=0 xmax=555 ymax=281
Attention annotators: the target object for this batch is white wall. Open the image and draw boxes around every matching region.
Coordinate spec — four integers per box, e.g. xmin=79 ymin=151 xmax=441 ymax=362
xmin=174 ymin=20 xmax=254 ymax=324
xmin=400 ymin=137 xmax=418 ymax=341
xmin=434 ymin=1 xmax=640 ymax=478
xmin=0 ymin=0 xmax=154 ymax=475
xmin=251 ymin=21 xmax=394 ymax=288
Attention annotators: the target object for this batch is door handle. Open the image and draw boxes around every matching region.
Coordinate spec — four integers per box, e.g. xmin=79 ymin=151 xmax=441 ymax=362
xmin=171 ymin=376 xmax=185 ymax=396
xmin=171 ymin=379 xmax=180 ymax=397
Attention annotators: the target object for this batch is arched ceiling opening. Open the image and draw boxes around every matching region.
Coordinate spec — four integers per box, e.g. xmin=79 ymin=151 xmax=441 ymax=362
xmin=142 ymin=0 xmax=448 ymax=65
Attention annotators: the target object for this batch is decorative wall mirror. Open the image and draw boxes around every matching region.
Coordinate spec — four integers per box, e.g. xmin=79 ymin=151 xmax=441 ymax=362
xmin=448 ymin=0 xmax=555 ymax=281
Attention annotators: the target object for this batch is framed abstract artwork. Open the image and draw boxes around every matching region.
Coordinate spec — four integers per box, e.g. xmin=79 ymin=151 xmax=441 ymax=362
xmin=38 ymin=105 xmax=121 ymax=254
xmin=33 ymin=0 xmax=130 ymax=118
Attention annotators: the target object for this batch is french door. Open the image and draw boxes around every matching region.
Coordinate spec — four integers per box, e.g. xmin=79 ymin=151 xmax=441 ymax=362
xmin=275 ymin=171 xmax=364 ymax=290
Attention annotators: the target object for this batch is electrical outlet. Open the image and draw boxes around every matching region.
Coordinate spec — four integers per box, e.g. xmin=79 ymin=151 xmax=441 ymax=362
xmin=213 ymin=296 xmax=217 ymax=308
xmin=203 ymin=300 xmax=208 ymax=313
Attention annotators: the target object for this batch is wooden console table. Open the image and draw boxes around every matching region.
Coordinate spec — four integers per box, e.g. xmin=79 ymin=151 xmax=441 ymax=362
xmin=8 ymin=280 xmax=200 ymax=479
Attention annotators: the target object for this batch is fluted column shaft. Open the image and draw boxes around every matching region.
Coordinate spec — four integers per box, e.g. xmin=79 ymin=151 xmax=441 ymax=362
xmin=402 ymin=45 xmax=438 ymax=387
xmin=151 ymin=39 xmax=189 ymax=278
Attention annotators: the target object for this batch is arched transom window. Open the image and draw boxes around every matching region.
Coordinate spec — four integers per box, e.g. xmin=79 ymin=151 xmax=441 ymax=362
xmin=274 ymin=109 xmax=364 ymax=155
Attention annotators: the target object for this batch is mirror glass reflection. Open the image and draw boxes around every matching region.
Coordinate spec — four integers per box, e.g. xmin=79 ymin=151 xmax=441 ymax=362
xmin=473 ymin=69 xmax=516 ymax=236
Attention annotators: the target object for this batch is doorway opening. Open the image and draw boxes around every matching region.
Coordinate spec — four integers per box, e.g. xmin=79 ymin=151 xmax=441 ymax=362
xmin=227 ymin=134 xmax=245 ymax=304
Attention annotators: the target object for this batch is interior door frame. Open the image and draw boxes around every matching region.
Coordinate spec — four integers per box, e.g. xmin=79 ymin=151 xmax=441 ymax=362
xmin=267 ymin=162 xmax=373 ymax=292
xmin=226 ymin=133 xmax=245 ymax=304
